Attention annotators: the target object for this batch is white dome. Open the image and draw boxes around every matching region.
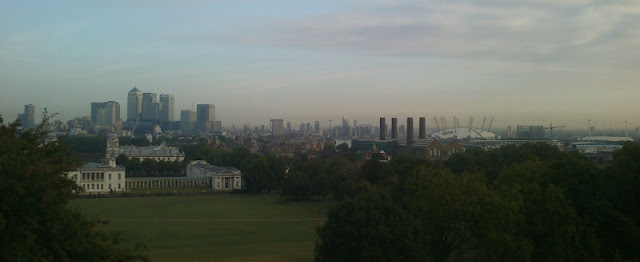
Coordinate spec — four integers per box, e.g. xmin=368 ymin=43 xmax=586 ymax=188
xmin=432 ymin=128 xmax=499 ymax=140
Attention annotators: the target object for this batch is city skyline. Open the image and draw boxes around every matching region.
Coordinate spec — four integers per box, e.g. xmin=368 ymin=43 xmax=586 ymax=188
xmin=1 ymin=1 xmax=639 ymax=128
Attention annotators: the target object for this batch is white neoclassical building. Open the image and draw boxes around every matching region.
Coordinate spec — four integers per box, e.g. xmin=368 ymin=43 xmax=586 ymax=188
xmin=187 ymin=160 xmax=243 ymax=190
xmin=67 ymin=158 xmax=126 ymax=194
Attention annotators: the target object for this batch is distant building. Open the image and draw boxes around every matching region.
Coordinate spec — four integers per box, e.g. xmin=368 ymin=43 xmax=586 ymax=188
xmin=142 ymin=93 xmax=157 ymax=104
xmin=91 ymin=101 xmax=120 ymax=127
xmin=517 ymin=125 xmax=545 ymax=139
xmin=213 ymin=121 xmax=222 ymax=133
xmin=271 ymin=119 xmax=284 ymax=136
xmin=186 ymin=160 xmax=242 ymax=190
xmin=106 ymin=134 xmax=185 ymax=162
xmin=141 ymin=102 xmax=160 ymax=122
xmin=127 ymin=88 xmax=142 ymax=121
xmin=160 ymin=94 xmax=175 ymax=123
xmin=18 ymin=104 xmax=35 ymax=129
xmin=159 ymin=94 xmax=175 ymax=123
xmin=196 ymin=104 xmax=215 ymax=132
xmin=180 ymin=109 xmax=197 ymax=133
xmin=314 ymin=121 xmax=320 ymax=134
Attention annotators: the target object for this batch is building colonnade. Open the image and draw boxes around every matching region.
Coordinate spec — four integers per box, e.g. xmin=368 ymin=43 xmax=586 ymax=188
xmin=126 ymin=177 xmax=212 ymax=189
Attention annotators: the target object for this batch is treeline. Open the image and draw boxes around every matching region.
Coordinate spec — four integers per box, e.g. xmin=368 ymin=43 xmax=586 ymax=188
xmin=59 ymin=136 xmax=106 ymax=153
xmin=181 ymin=144 xmax=286 ymax=193
xmin=115 ymin=155 xmax=184 ymax=177
xmin=313 ymin=142 xmax=640 ymax=262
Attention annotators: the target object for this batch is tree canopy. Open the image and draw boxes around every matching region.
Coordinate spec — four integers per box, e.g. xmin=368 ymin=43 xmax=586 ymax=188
xmin=0 ymin=115 xmax=147 ymax=261
xmin=315 ymin=142 xmax=640 ymax=262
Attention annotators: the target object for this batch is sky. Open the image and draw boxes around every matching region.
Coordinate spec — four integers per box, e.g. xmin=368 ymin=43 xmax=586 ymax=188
xmin=1 ymin=0 xmax=639 ymax=129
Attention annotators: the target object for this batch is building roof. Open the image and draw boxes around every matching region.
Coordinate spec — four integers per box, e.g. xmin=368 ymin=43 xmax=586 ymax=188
xmin=117 ymin=144 xmax=185 ymax=157
xmin=129 ymin=87 xmax=141 ymax=93
xmin=579 ymin=136 xmax=634 ymax=142
xmin=192 ymin=163 xmax=240 ymax=175
xmin=78 ymin=162 xmax=125 ymax=171
xmin=432 ymin=128 xmax=499 ymax=140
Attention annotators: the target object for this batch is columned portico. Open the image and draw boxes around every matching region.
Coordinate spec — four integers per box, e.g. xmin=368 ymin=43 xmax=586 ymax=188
xmin=126 ymin=177 xmax=213 ymax=190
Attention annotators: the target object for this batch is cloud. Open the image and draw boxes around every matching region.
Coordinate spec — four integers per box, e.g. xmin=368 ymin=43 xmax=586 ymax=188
xmin=224 ymin=0 xmax=640 ymax=69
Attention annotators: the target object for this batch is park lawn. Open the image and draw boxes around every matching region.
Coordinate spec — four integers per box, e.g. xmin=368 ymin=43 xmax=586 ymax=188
xmin=72 ymin=194 xmax=334 ymax=262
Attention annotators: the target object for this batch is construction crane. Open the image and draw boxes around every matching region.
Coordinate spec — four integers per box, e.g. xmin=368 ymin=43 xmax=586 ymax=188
xmin=453 ymin=116 xmax=457 ymax=133
xmin=434 ymin=117 xmax=440 ymax=132
xmin=545 ymin=123 xmax=565 ymax=140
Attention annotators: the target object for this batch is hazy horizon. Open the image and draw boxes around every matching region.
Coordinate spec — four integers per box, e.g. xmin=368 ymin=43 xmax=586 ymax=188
xmin=2 ymin=0 xmax=639 ymax=129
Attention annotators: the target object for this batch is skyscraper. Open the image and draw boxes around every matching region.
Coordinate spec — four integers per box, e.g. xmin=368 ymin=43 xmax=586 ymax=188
xmin=270 ymin=119 xmax=284 ymax=136
xmin=141 ymin=92 xmax=159 ymax=122
xmin=196 ymin=104 xmax=215 ymax=132
xmin=180 ymin=109 xmax=197 ymax=132
xmin=159 ymin=94 xmax=175 ymax=123
xmin=105 ymin=101 xmax=120 ymax=125
xmin=91 ymin=101 xmax=120 ymax=127
xmin=141 ymin=102 xmax=160 ymax=122
xmin=142 ymin=93 xmax=157 ymax=104
xmin=127 ymin=88 xmax=142 ymax=121
xmin=18 ymin=104 xmax=35 ymax=129
xmin=314 ymin=121 xmax=320 ymax=134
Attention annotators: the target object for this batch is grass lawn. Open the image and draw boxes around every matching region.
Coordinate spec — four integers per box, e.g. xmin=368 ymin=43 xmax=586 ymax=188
xmin=72 ymin=194 xmax=334 ymax=262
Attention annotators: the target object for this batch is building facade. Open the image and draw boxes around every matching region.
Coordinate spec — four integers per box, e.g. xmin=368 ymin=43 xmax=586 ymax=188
xmin=18 ymin=104 xmax=35 ymax=129
xmin=516 ymin=125 xmax=545 ymax=139
xmin=180 ymin=109 xmax=197 ymax=133
xmin=196 ymin=104 xmax=215 ymax=132
xmin=142 ymin=102 xmax=160 ymax=122
xmin=67 ymin=159 xmax=126 ymax=194
xmin=271 ymin=119 xmax=284 ymax=136
xmin=91 ymin=101 xmax=120 ymax=127
xmin=127 ymin=87 xmax=142 ymax=121
xmin=106 ymin=134 xmax=185 ymax=162
xmin=159 ymin=94 xmax=175 ymax=123
xmin=186 ymin=160 xmax=242 ymax=190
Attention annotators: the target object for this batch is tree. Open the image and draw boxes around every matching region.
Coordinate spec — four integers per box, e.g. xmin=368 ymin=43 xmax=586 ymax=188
xmin=244 ymin=154 xmax=286 ymax=193
xmin=0 ymin=115 xmax=147 ymax=261
xmin=315 ymin=167 xmax=527 ymax=262
xmin=336 ymin=143 xmax=349 ymax=152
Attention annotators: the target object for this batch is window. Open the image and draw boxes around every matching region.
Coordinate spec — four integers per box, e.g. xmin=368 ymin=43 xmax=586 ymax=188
xmin=109 ymin=184 xmax=111 ymax=189
xmin=118 ymin=183 xmax=121 ymax=189
xmin=109 ymin=174 xmax=111 ymax=180
xmin=118 ymin=174 xmax=121 ymax=180
xmin=91 ymin=184 xmax=94 ymax=189
xmin=101 ymin=184 xmax=104 ymax=189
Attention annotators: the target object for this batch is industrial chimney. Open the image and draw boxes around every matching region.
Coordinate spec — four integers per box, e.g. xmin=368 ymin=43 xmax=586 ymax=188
xmin=380 ymin=117 xmax=386 ymax=140
xmin=391 ymin=118 xmax=398 ymax=139
xmin=406 ymin=117 xmax=414 ymax=145
xmin=419 ymin=117 xmax=426 ymax=139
